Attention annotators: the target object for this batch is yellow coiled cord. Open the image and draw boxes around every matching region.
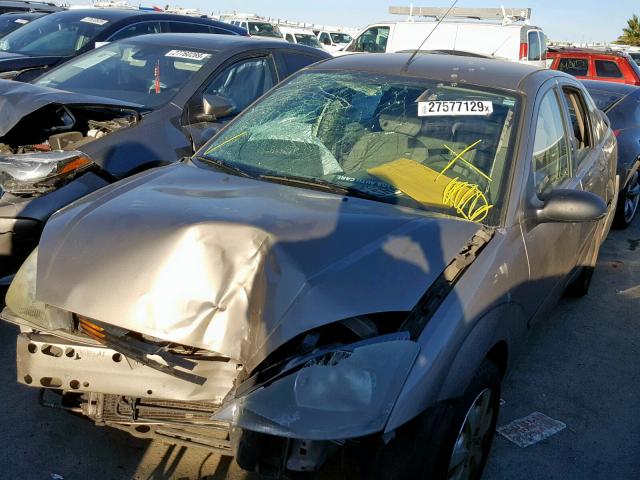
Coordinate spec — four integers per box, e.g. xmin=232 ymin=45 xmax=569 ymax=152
xmin=442 ymin=177 xmax=492 ymax=222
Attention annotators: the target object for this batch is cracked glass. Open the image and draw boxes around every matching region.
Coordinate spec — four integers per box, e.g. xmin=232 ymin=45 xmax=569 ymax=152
xmin=198 ymin=71 xmax=519 ymax=224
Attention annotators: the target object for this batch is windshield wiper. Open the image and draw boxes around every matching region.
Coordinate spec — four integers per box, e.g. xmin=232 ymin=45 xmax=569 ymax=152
xmin=194 ymin=156 xmax=254 ymax=178
xmin=258 ymin=174 xmax=383 ymax=202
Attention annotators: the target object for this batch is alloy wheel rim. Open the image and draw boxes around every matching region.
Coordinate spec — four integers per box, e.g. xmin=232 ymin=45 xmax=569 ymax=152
xmin=624 ymin=172 xmax=640 ymax=224
xmin=447 ymin=388 xmax=497 ymax=480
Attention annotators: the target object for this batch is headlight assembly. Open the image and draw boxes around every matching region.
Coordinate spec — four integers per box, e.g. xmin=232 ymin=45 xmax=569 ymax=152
xmin=4 ymin=248 xmax=73 ymax=331
xmin=0 ymin=151 xmax=93 ymax=196
xmin=215 ymin=337 xmax=419 ymax=440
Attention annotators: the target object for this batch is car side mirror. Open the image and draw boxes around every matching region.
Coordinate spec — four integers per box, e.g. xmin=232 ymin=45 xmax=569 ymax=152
xmin=536 ymin=189 xmax=607 ymax=223
xmin=196 ymin=94 xmax=236 ymax=123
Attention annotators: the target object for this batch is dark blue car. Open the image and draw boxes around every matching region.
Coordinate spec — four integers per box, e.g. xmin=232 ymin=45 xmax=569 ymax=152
xmin=583 ymin=80 xmax=640 ymax=227
xmin=0 ymin=33 xmax=330 ymax=284
xmin=0 ymin=12 xmax=47 ymax=37
xmin=0 ymin=9 xmax=247 ymax=81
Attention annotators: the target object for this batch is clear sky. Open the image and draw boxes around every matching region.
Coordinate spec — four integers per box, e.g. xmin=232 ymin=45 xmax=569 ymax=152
xmin=71 ymin=1 xmax=636 ymax=43
xmin=193 ymin=0 xmax=635 ymax=43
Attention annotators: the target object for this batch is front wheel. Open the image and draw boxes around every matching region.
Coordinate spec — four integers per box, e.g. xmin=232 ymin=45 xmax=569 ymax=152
xmin=368 ymin=360 xmax=501 ymax=480
xmin=614 ymin=171 xmax=640 ymax=229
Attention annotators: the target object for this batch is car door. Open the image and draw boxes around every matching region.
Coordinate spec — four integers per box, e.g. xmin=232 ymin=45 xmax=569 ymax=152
xmin=182 ymin=52 xmax=278 ymax=150
xmin=557 ymin=81 xmax=609 ymax=253
xmin=345 ymin=25 xmax=390 ymax=53
xmin=519 ymin=81 xmax=584 ymax=321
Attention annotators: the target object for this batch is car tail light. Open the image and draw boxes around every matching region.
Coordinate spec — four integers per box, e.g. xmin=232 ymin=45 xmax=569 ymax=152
xmin=613 ymin=129 xmax=621 ymax=137
xmin=519 ymin=42 xmax=528 ymax=61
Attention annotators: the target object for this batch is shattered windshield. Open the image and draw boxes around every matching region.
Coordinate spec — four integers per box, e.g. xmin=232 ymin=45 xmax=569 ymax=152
xmin=0 ymin=12 xmax=110 ymax=56
xmin=35 ymin=42 xmax=213 ymax=108
xmin=198 ymin=71 xmax=519 ymax=225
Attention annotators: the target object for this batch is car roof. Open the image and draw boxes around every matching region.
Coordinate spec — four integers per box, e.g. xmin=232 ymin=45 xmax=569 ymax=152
xmin=549 ymin=47 xmax=630 ymax=58
xmin=581 ymin=79 xmax=640 ymax=95
xmin=0 ymin=0 xmax=59 ymax=8
xmin=310 ymin=53 xmax=548 ymax=92
xmin=43 ymin=9 xmax=246 ymax=34
xmin=0 ymin=10 xmax=44 ymax=16
xmin=128 ymin=33 xmax=329 ymax=54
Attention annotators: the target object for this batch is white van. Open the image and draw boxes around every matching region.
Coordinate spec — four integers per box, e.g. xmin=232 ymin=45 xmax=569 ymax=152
xmin=227 ymin=18 xmax=285 ymax=41
xmin=314 ymin=30 xmax=353 ymax=53
xmin=280 ymin=26 xmax=324 ymax=50
xmin=341 ymin=6 xmax=547 ymax=67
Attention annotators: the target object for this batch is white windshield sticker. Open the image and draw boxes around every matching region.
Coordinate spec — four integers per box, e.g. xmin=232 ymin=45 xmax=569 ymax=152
xmin=14 ymin=19 xmax=29 ymax=24
xmin=418 ymin=101 xmax=493 ymax=116
xmin=165 ymin=50 xmax=211 ymax=61
xmin=81 ymin=17 xmax=108 ymax=26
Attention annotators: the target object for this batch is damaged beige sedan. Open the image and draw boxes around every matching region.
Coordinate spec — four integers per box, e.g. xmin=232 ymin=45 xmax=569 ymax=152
xmin=2 ymin=53 xmax=617 ymax=479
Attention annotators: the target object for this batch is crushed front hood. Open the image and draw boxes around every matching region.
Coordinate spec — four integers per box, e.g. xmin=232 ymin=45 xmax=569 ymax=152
xmin=36 ymin=162 xmax=479 ymax=369
xmin=0 ymin=79 xmax=143 ymax=137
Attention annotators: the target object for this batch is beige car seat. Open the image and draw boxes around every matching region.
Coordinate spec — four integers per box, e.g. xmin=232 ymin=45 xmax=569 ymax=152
xmin=341 ymin=113 xmax=428 ymax=174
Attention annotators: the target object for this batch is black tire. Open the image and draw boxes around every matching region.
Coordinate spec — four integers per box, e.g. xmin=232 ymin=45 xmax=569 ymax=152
xmin=613 ymin=171 xmax=640 ymax=229
xmin=367 ymin=360 xmax=501 ymax=480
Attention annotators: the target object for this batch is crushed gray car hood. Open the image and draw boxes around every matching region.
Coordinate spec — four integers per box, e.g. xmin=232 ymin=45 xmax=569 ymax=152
xmin=0 ymin=79 xmax=144 ymax=137
xmin=36 ymin=162 xmax=479 ymax=370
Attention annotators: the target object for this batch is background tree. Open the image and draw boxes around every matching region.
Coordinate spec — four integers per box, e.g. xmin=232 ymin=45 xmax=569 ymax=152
xmin=616 ymin=14 xmax=640 ymax=46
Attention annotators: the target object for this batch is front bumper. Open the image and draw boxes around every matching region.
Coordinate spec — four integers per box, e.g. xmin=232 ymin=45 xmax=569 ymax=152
xmin=16 ymin=331 xmax=240 ymax=402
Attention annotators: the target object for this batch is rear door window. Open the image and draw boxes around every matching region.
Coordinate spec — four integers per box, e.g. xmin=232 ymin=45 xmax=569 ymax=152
xmin=162 ymin=21 xmax=212 ymax=34
xmin=203 ymin=56 xmax=276 ymax=114
xmin=279 ymin=51 xmax=323 ymax=78
xmin=528 ymin=31 xmax=541 ymax=61
xmin=595 ymin=59 xmax=623 ymax=78
xmin=556 ymin=57 xmax=589 ymax=76
xmin=532 ymin=89 xmax=571 ymax=196
xmin=561 ymin=87 xmax=593 ymax=166
xmin=109 ymin=21 xmax=162 ymax=41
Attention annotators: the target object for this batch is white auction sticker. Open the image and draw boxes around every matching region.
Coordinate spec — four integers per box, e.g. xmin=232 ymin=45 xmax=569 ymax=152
xmin=165 ymin=50 xmax=211 ymax=61
xmin=418 ymin=100 xmax=493 ymax=116
xmin=14 ymin=18 xmax=29 ymax=24
xmin=81 ymin=17 xmax=108 ymax=26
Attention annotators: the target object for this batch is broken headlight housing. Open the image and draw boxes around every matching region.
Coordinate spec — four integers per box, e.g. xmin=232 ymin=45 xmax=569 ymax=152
xmin=215 ymin=337 xmax=419 ymax=440
xmin=0 ymin=151 xmax=93 ymax=196
xmin=3 ymin=248 xmax=73 ymax=331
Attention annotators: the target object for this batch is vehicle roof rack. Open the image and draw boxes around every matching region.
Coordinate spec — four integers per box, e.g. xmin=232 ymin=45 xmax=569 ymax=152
xmin=389 ymin=5 xmax=531 ymax=24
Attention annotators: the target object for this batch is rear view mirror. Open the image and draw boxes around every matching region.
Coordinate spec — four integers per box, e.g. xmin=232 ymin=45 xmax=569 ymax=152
xmin=196 ymin=94 xmax=236 ymax=123
xmin=536 ymin=189 xmax=607 ymax=223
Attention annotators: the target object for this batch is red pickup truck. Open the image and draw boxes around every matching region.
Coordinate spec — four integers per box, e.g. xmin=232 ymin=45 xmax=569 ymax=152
xmin=548 ymin=48 xmax=640 ymax=86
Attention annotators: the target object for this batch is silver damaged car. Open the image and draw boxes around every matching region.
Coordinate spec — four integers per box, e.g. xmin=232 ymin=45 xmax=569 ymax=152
xmin=2 ymin=53 xmax=618 ymax=479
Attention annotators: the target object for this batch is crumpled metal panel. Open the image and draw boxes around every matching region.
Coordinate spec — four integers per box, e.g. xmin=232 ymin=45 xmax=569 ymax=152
xmin=0 ymin=79 xmax=143 ymax=137
xmin=36 ymin=162 xmax=479 ymax=370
